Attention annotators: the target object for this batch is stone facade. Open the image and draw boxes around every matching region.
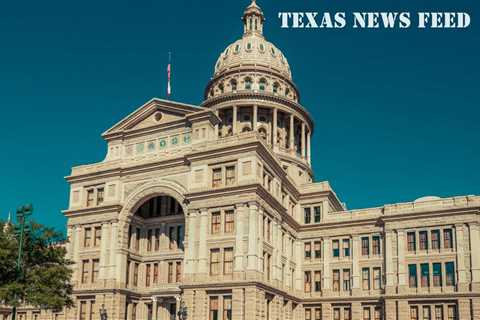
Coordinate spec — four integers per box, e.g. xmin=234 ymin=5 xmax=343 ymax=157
xmin=3 ymin=1 xmax=479 ymax=320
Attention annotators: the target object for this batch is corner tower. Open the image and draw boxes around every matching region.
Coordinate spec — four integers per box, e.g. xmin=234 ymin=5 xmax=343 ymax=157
xmin=203 ymin=0 xmax=313 ymax=183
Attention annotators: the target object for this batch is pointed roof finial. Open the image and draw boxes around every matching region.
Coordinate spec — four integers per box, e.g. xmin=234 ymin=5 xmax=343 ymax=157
xmin=242 ymin=0 xmax=265 ymax=36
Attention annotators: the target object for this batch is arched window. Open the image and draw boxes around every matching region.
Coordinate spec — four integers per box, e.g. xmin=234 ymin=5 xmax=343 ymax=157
xmin=244 ymin=77 xmax=252 ymax=90
xmin=273 ymin=82 xmax=280 ymax=94
xmin=135 ymin=195 xmax=184 ymax=218
xmin=230 ymin=79 xmax=237 ymax=91
xmin=259 ymin=78 xmax=267 ymax=92
xmin=218 ymin=83 xmax=224 ymax=94
xmin=285 ymin=88 xmax=290 ymax=97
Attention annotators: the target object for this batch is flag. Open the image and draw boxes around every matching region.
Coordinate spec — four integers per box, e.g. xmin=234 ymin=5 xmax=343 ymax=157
xmin=167 ymin=52 xmax=172 ymax=97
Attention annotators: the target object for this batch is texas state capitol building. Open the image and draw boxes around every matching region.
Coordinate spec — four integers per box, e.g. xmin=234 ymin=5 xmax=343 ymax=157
xmin=48 ymin=1 xmax=480 ymax=320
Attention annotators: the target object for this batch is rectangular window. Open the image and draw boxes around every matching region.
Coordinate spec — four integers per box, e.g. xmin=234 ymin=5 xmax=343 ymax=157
xmin=212 ymin=168 xmax=222 ymax=188
xmin=372 ymin=236 xmax=380 ymax=255
xmin=209 ymin=296 xmax=219 ymax=320
xmin=168 ymin=262 xmax=173 ymax=283
xmin=97 ymin=187 xmax=104 ymax=205
xmin=446 ymin=262 xmax=455 ymax=286
xmin=94 ymin=226 xmax=101 ymax=247
xmin=225 ymin=166 xmax=235 ymax=186
xmin=155 ymin=228 xmax=160 ymax=251
xmin=305 ymin=242 xmax=312 ymax=260
xmin=444 ymin=229 xmax=453 ymax=249
xmin=373 ymin=267 xmax=381 ymax=290
xmin=407 ymin=232 xmax=416 ymax=252
xmin=421 ymin=263 xmax=429 ymax=287
xmin=374 ymin=307 xmax=381 ymax=320
xmin=419 ymin=231 xmax=428 ymax=250
xmin=147 ymin=229 xmax=152 ymax=252
xmin=92 ymin=259 xmax=99 ymax=283
xmin=86 ymin=189 xmax=95 ymax=207
xmin=135 ymin=228 xmax=140 ymax=251
xmin=314 ymin=206 xmax=321 ymax=223
xmin=333 ymin=308 xmax=340 ymax=320
xmin=434 ymin=306 xmax=443 ymax=320
xmin=333 ymin=269 xmax=340 ymax=291
xmin=431 ymin=230 xmax=440 ymax=250
xmin=153 ymin=263 xmax=158 ymax=284
xmin=447 ymin=305 xmax=456 ymax=320
xmin=343 ymin=269 xmax=351 ymax=291
xmin=433 ymin=263 xmax=442 ymax=287
xmin=177 ymin=225 xmax=183 ymax=249
xmin=223 ymin=296 xmax=232 ymax=320
xmin=344 ymin=308 xmax=351 ymax=320
xmin=304 ymin=271 xmax=311 ymax=292
xmin=409 ymin=264 xmax=417 ymax=288
xmin=176 ymin=261 xmax=182 ymax=282
xmin=79 ymin=301 xmax=87 ymax=320
xmin=304 ymin=207 xmax=311 ymax=224
xmin=343 ymin=239 xmax=350 ymax=257
xmin=305 ymin=309 xmax=311 ymax=320
xmin=169 ymin=226 xmax=177 ymax=250
xmin=210 ymin=249 xmax=220 ymax=275
xmin=423 ymin=306 xmax=431 ymax=320
xmin=315 ymin=308 xmax=321 ymax=320
xmin=362 ymin=268 xmax=370 ymax=290
xmin=224 ymin=210 xmax=235 ymax=233
xmin=126 ymin=260 xmax=130 ymax=286
xmin=314 ymin=241 xmax=321 ymax=259
xmin=332 ymin=240 xmax=340 ymax=257
xmin=314 ymin=270 xmax=321 ymax=292
xmin=363 ymin=307 xmax=371 ymax=320
xmin=362 ymin=237 xmax=370 ymax=256
xmin=133 ymin=263 xmax=139 ymax=286
xmin=211 ymin=212 xmax=221 ymax=234
xmin=84 ymin=227 xmax=92 ymax=247
xmin=410 ymin=306 xmax=418 ymax=320
xmin=81 ymin=260 xmax=89 ymax=283
xmin=146 ymin=264 xmax=151 ymax=287
xmin=224 ymin=248 xmax=234 ymax=275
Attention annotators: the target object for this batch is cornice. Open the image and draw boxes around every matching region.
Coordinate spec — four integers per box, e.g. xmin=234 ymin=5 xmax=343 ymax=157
xmin=63 ymin=204 xmax=122 ymax=218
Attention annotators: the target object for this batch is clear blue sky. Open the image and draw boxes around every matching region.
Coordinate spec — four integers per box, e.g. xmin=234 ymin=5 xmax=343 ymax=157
xmin=0 ymin=0 xmax=478 ymax=232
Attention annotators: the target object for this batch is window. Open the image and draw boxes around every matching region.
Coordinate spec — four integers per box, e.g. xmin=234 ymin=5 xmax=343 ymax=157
xmin=176 ymin=261 xmax=182 ymax=282
xmin=314 ymin=241 xmax=321 ymax=259
xmin=147 ymin=229 xmax=152 ymax=252
xmin=94 ymin=226 xmax=101 ymax=247
xmin=224 ymin=248 xmax=233 ymax=275
xmin=363 ymin=308 xmax=371 ymax=320
xmin=146 ymin=264 xmax=151 ymax=287
xmin=374 ymin=307 xmax=381 ymax=320
xmin=410 ymin=306 xmax=418 ymax=320
xmin=333 ymin=269 xmax=340 ymax=291
xmin=314 ymin=271 xmax=321 ymax=292
xmin=446 ymin=262 xmax=455 ymax=286
xmin=212 ymin=168 xmax=222 ymax=188
xmin=304 ymin=271 xmax=311 ymax=292
xmin=433 ymin=263 xmax=442 ymax=286
xmin=422 ymin=306 xmax=431 ymax=320
xmin=333 ymin=308 xmax=340 ymax=320
xmin=210 ymin=249 xmax=220 ymax=275
xmin=313 ymin=206 xmax=321 ymax=223
xmin=223 ymin=296 xmax=232 ymax=320
xmin=230 ymin=79 xmax=237 ymax=91
xmin=305 ymin=309 xmax=311 ymax=320
xmin=362 ymin=237 xmax=370 ymax=256
xmin=372 ymin=236 xmax=380 ymax=255
xmin=419 ymin=231 xmax=428 ymax=250
xmin=84 ymin=227 xmax=92 ymax=247
xmin=373 ymin=267 xmax=381 ymax=290
xmin=135 ymin=227 xmax=140 ymax=251
xmin=154 ymin=228 xmax=160 ymax=251
xmin=126 ymin=261 xmax=130 ymax=286
xmin=259 ymin=79 xmax=267 ymax=91
xmin=209 ymin=297 xmax=219 ymax=320
xmin=444 ymin=229 xmax=453 ymax=249
xmin=304 ymin=208 xmax=311 ymax=224
xmin=315 ymin=308 xmax=321 ymax=320
xmin=169 ymin=226 xmax=177 ymax=250
xmin=273 ymin=83 xmax=279 ymax=94
xmin=224 ymin=210 xmax=234 ymax=233
xmin=447 ymin=305 xmax=456 ymax=320
xmin=343 ymin=269 xmax=351 ymax=291
xmin=133 ymin=263 xmax=139 ymax=286
xmin=421 ymin=263 xmax=429 ymax=287
xmin=409 ymin=264 xmax=417 ymax=288
xmin=408 ymin=232 xmax=416 ymax=252
xmin=343 ymin=239 xmax=350 ymax=257
xmin=362 ymin=268 xmax=370 ymax=290
xmin=92 ymin=259 xmax=99 ymax=283
xmin=168 ymin=262 xmax=173 ymax=283
xmin=304 ymin=242 xmax=312 ymax=260
xmin=332 ymin=240 xmax=340 ymax=257
xmin=225 ymin=166 xmax=235 ymax=186
xmin=81 ymin=260 xmax=89 ymax=283
xmin=97 ymin=187 xmax=104 ymax=205
xmin=344 ymin=308 xmax=351 ymax=320
xmin=244 ymin=78 xmax=252 ymax=90
xmin=79 ymin=301 xmax=87 ymax=320
xmin=153 ymin=263 xmax=158 ymax=284
xmin=431 ymin=230 xmax=440 ymax=250
xmin=211 ymin=212 xmax=221 ymax=234
xmin=86 ymin=189 xmax=95 ymax=207
xmin=435 ymin=306 xmax=443 ymax=320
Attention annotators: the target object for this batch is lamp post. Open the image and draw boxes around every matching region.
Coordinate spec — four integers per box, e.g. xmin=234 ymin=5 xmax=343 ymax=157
xmin=100 ymin=304 xmax=108 ymax=320
xmin=177 ymin=298 xmax=187 ymax=320
xmin=11 ymin=204 xmax=33 ymax=320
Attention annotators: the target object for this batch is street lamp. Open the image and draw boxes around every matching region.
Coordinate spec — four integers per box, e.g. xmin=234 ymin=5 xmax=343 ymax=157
xmin=11 ymin=204 xmax=33 ymax=320
xmin=100 ymin=304 xmax=108 ymax=320
xmin=177 ymin=298 xmax=187 ymax=320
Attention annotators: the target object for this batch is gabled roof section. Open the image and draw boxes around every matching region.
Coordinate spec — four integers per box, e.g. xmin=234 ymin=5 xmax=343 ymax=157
xmin=102 ymin=98 xmax=203 ymax=140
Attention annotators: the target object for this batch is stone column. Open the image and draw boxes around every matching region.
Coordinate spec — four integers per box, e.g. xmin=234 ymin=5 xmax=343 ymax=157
xmin=322 ymin=237 xmax=331 ymax=293
xmin=197 ymin=209 xmax=209 ymax=276
xmin=232 ymin=288 xmax=245 ymax=320
xmin=385 ymin=230 xmax=395 ymax=294
xmin=152 ymin=298 xmax=158 ymax=320
xmin=470 ymin=222 xmax=480 ymax=290
xmin=257 ymin=208 xmax=264 ymax=276
xmin=73 ymin=226 xmax=81 ymax=282
xmin=307 ymin=131 xmax=311 ymax=164
xmin=253 ymin=105 xmax=258 ymax=130
xmin=185 ymin=210 xmax=198 ymax=278
xmin=272 ymin=107 xmax=278 ymax=150
xmin=99 ymin=222 xmax=110 ymax=280
xmin=214 ymin=109 xmax=219 ymax=138
xmin=295 ymin=240 xmax=303 ymax=294
xmin=247 ymin=203 xmax=259 ymax=276
xmin=272 ymin=220 xmax=281 ymax=285
xmin=234 ymin=204 xmax=246 ymax=278
xmin=109 ymin=222 xmax=118 ymax=282
xmin=289 ymin=114 xmax=294 ymax=154
xmin=455 ymin=224 xmax=468 ymax=290
xmin=232 ymin=105 xmax=238 ymax=134
xmin=397 ymin=229 xmax=407 ymax=291
xmin=352 ymin=236 xmax=360 ymax=294
xmin=301 ymin=122 xmax=306 ymax=158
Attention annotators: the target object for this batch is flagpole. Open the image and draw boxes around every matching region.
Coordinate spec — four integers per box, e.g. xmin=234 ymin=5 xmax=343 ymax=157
xmin=167 ymin=52 xmax=172 ymax=99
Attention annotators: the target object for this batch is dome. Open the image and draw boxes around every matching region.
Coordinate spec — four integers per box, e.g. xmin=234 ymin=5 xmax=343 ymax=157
xmin=213 ymin=0 xmax=292 ymax=81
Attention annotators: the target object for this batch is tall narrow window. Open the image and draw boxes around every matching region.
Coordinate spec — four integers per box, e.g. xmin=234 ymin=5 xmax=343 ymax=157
xmin=343 ymin=239 xmax=350 ymax=257
xmin=407 ymin=232 xmax=416 ymax=252
xmin=343 ymin=269 xmax=351 ymax=291
xmin=147 ymin=229 xmax=152 ymax=252
xmin=94 ymin=226 xmax=101 ymax=247
xmin=333 ymin=308 xmax=340 ymax=320
xmin=258 ymin=78 xmax=267 ymax=91
xmin=431 ymin=230 xmax=440 ymax=250
xmin=304 ymin=242 xmax=312 ymax=260
xmin=84 ymin=228 xmax=92 ymax=247
xmin=333 ymin=269 xmax=340 ymax=291
xmin=444 ymin=229 xmax=453 ymax=249
xmin=133 ymin=263 xmax=139 ymax=286
xmin=446 ymin=262 xmax=455 ymax=286
xmin=81 ymin=260 xmax=90 ymax=283
xmin=332 ymin=240 xmax=340 ymax=257
xmin=135 ymin=228 xmax=140 ymax=251
xmin=304 ymin=271 xmax=312 ymax=292
xmin=314 ymin=271 xmax=321 ymax=292
xmin=344 ymin=308 xmax=351 ymax=320
xmin=421 ymin=263 xmax=429 ymax=287
xmin=224 ymin=210 xmax=235 ymax=233
xmin=362 ymin=237 xmax=370 ymax=256
xmin=434 ymin=306 xmax=443 ymax=320
xmin=146 ymin=264 xmax=151 ymax=287
xmin=211 ymin=212 xmax=221 ymax=234
xmin=169 ymin=226 xmax=177 ymax=250
xmin=372 ymin=236 xmax=380 ymax=255
xmin=314 ymin=241 xmax=321 ymax=259
xmin=168 ymin=262 xmax=174 ymax=283
xmin=422 ymin=306 xmax=431 ymax=320
xmin=363 ymin=308 xmax=371 ymax=320
xmin=314 ymin=206 xmax=321 ymax=223
xmin=79 ymin=301 xmax=87 ymax=320
xmin=92 ymin=259 xmax=99 ymax=283
xmin=433 ymin=263 xmax=442 ymax=286
xmin=97 ymin=187 xmax=104 ymax=205
xmin=176 ymin=261 xmax=182 ymax=282
xmin=209 ymin=297 xmax=219 ymax=320
xmin=154 ymin=228 xmax=160 ymax=251
xmin=223 ymin=296 xmax=232 ymax=320
xmin=86 ymin=189 xmax=94 ymax=207
xmin=225 ymin=166 xmax=235 ymax=186
xmin=409 ymin=264 xmax=417 ymax=288
xmin=410 ymin=306 xmax=418 ymax=320
xmin=177 ymin=225 xmax=184 ymax=249
xmin=153 ymin=263 xmax=158 ymax=284
xmin=305 ymin=309 xmax=311 ymax=320
xmin=245 ymin=78 xmax=252 ymax=90
xmin=419 ymin=231 xmax=428 ymax=250
xmin=374 ymin=307 xmax=381 ymax=320
xmin=126 ymin=261 xmax=130 ymax=286
xmin=212 ymin=168 xmax=222 ymax=188
xmin=447 ymin=305 xmax=456 ymax=320
xmin=210 ymin=249 xmax=220 ymax=275
xmin=362 ymin=268 xmax=370 ymax=290
xmin=224 ymin=248 xmax=234 ymax=275
xmin=315 ymin=308 xmax=321 ymax=320
xmin=373 ymin=267 xmax=381 ymax=289
xmin=304 ymin=208 xmax=311 ymax=224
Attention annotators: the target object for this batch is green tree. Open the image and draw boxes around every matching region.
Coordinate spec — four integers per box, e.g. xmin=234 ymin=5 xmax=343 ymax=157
xmin=0 ymin=220 xmax=73 ymax=312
